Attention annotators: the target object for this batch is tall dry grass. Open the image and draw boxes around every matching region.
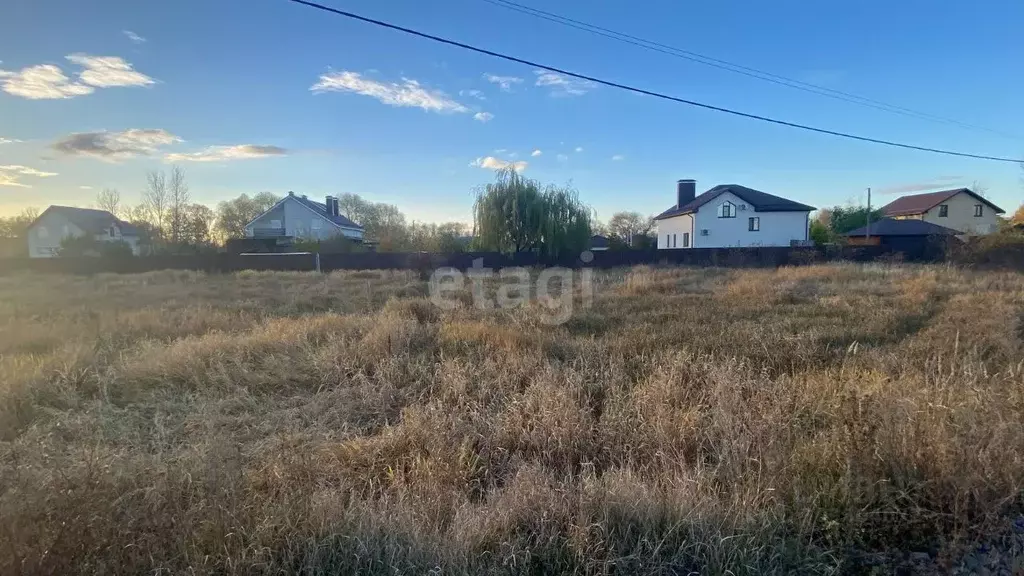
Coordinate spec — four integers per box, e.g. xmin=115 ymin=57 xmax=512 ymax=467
xmin=0 ymin=265 xmax=1022 ymax=574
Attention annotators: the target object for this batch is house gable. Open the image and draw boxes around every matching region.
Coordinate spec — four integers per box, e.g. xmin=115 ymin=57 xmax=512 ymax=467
xmin=27 ymin=209 xmax=85 ymax=258
xmin=917 ymin=190 xmax=1003 ymax=235
xmin=881 ymin=188 xmax=1004 ymax=218
xmin=245 ymin=195 xmax=363 ymax=240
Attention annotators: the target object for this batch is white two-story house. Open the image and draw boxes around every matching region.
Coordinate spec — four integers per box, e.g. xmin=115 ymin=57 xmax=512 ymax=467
xmin=26 ymin=206 xmax=141 ymax=258
xmin=245 ymin=192 xmax=364 ymax=241
xmin=654 ymin=180 xmax=815 ymax=249
xmin=880 ymin=188 xmax=1004 ymax=235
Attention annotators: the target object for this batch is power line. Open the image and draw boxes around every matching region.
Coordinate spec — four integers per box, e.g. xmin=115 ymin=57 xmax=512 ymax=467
xmin=286 ymin=0 xmax=1023 ymax=164
xmin=481 ymin=0 xmax=1016 ymax=139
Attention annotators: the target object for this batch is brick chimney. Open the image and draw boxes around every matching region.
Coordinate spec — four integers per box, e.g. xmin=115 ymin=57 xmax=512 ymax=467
xmin=325 ymin=195 xmax=336 ymax=216
xmin=677 ymin=179 xmax=696 ymax=208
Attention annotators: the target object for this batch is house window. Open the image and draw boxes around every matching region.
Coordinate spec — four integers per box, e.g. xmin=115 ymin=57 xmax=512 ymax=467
xmin=717 ymin=201 xmax=737 ymax=218
xmin=974 ymin=204 xmax=983 ymax=217
xmin=682 ymin=232 xmax=690 ymax=248
xmin=748 ymin=217 xmax=760 ymax=231
xmin=938 ymin=205 xmax=948 ymax=217
xmin=270 ymin=219 xmax=282 ymax=228
xmin=108 ymin=227 xmax=116 ymax=238
xmin=672 ymin=233 xmax=677 ymax=248
xmin=665 ymin=234 xmax=670 ymax=247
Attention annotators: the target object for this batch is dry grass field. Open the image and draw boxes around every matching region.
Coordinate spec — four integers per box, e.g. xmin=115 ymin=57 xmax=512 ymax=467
xmin=1 ymin=264 xmax=1023 ymax=575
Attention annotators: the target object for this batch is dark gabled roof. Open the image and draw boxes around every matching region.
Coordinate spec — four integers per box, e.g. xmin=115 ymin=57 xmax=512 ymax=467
xmin=654 ymin=184 xmax=815 ymax=220
xmin=589 ymin=234 xmax=610 ymax=249
xmin=290 ymin=195 xmax=363 ymax=229
xmin=843 ymin=218 xmax=961 ymax=237
xmin=881 ymin=188 xmax=1004 ymax=217
xmin=30 ymin=205 xmax=139 ymax=236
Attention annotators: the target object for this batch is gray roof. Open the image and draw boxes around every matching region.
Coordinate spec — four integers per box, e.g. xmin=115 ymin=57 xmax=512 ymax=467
xmin=654 ymin=184 xmax=815 ymax=220
xmin=32 ymin=206 xmax=139 ymax=236
xmin=291 ymin=195 xmax=363 ymax=229
xmin=843 ymin=218 xmax=961 ymax=237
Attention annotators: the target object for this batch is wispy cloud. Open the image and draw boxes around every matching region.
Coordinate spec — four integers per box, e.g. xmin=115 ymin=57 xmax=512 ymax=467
xmin=470 ymin=156 xmax=528 ymax=172
xmin=0 ymin=137 xmax=22 ymax=145
xmin=311 ymin=70 xmax=469 ymax=114
xmin=556 ymin=153 xmax=569 ymax=162
xmin=534 ymin=71 xmax=595 ymax=97
xmin=575 ymin=146 xmax=584 ymax=153
xmin=484 ymin=73 xmax=524 ymax=92
xmin=0 ymin=54 xmax=154 ymax=99
xmin=611 ymin=154 xmax=625 ymax=161
xmin=0 ymin=164 xmax=58 ymax=188
xmin=52 ymin=128 xmax=181 ymax=161
xmin=878 ymin=176 xmax=964 ymax=195
xmin=531 ymin=149 xmax=542 ymax=157
xmin=79 ymin=185 xmax=93 ymax=190
xmin=165 ymin=144 xmax=289 ymax=163
xmin=123 ymin=30 xmax=146 ymax=44
xmin=460 ymin=89 xmax=486 ymax=100
xmin=473 ymin=112 xmax=494 ymax=123
xmin=68 ymin=54 xmax=155 ymax=88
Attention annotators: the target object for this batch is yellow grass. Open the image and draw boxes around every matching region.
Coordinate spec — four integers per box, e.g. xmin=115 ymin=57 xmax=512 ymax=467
xmin=0 ymin=264 xmax=1022 ymax=574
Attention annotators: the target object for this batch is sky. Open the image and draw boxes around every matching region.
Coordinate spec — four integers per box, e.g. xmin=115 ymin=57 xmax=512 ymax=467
xmin=1 ymin=0 xmax=1022 ymax=223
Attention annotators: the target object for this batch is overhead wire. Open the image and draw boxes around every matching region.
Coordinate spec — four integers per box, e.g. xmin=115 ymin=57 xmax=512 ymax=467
xmin=287 ymin=0 xmax=1023 ymax=163
xmin=481 ymin=0 xmax=1017 ymax=139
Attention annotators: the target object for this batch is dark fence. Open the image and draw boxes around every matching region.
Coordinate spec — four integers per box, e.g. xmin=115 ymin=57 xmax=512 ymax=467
xmin=0 ymin=245 xmax=927 ymax=276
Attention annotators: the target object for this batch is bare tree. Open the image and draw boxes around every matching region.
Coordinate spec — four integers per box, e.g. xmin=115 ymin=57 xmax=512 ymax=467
xmin=606 ymin=211 xmax=653 ymax=247
xmin=143 ymin=170 xmax=168 ymax=240
xmin=123 ymin=203 xmax=150 ymax=224
xmin=95 ymin=188 xmax=121 ymax=216
xmin=167 ymin=166 xmax=190 ymax=243
xmin=970 ymin=180 xmax=989 ymax=198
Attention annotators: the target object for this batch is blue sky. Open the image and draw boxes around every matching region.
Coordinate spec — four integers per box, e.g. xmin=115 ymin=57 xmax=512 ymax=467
xmin=1 ymin=0 xmax=1021 ymax=222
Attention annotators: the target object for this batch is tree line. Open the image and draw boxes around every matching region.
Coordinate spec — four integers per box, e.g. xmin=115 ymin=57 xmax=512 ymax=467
xmin=0 ymin=166 xmax=661 ymax=257
xmin=17 ymin=167 xmax=1015 ymax=258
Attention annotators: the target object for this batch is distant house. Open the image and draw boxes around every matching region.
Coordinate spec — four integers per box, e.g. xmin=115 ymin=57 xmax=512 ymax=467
xmin=654 ymin=180 xmax=815 ymax=249
xmin=26 ymin=206 xmax=140 ymax=258
xmin=588 ymin=234 xmax=610 ymax=251
xmin=881 ymin=188 xmax=1004 ymax=235
xmin=244 ymin=192 xmax=364 ymax=241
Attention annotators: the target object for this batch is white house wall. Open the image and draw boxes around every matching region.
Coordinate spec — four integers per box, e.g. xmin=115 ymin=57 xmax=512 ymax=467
xmin=27 ymin=212 xmax=83 ymax=258
xmin=657 ymin=192 xmax=810 ymax=249
xmin=690 ymin=192 xmax=807 ymax=248
xmin=656 ymin=214 xmax=693 ymax=249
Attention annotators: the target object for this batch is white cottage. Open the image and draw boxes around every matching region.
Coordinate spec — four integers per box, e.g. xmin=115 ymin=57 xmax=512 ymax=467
xmin=654 ymin=180 xmax=814 ymax=249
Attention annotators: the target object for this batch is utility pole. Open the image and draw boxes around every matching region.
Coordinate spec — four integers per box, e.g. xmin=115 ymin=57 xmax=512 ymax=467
xmin=865 ymin=187 xmax=872 ymax=239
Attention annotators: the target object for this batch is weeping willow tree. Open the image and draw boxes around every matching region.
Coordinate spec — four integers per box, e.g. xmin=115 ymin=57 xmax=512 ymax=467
xmin=473 ymin=168 xmax=592 ymax=259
